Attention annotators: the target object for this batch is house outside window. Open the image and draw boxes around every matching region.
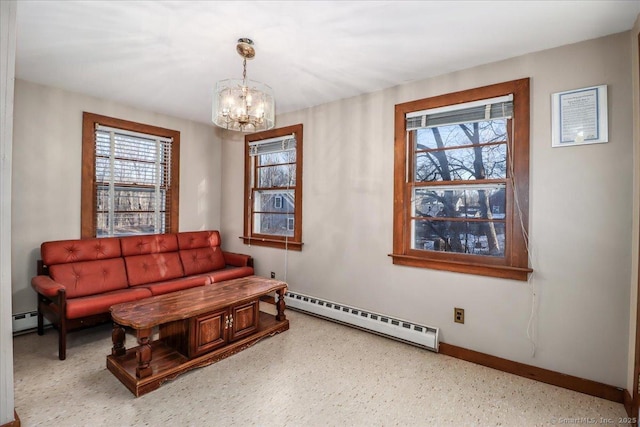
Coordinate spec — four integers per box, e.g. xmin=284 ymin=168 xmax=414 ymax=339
xmin=391 ymin=79 xmax=531 ymax=280
xmin=81 ymin=112 xmax=180 ymax=238
xmin=243 ymin=124 xmax=303 ymax=251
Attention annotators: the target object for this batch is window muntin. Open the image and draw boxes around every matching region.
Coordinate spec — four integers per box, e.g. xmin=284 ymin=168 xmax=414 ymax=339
xmin=243 ymin=124 xmax=303 ymax=250
xmin=81 ymin=112 xmax=180 ymax=239
xmin=392 ymin=79 xmax=530 ymax=280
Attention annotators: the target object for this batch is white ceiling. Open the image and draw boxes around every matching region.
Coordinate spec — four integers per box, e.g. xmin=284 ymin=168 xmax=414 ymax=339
xmin=14 ymin=1 xmax=640 ymax=125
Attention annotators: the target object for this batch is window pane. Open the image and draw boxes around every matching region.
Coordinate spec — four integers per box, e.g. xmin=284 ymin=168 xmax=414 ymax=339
xmin=258 ymin=165 xmax=296 ymax=188
xmin=254 ymin=190 xmax=294 ymax=213
xmin=412 ymin=219 xmax=505 ymax=257
xmin=114 ymin=135 xmax=157 ymax=162
xmin=253 ymin=212 xmax=294 ymax=237
xmin=259 ymin=151 xmax=296 ymax=166
xmin=113 ymin=159 xmax=157 ymax=185
xmin=413 ymin=185 xmax=505 ymax=219
xmin=415 ymin=144 xmax=506 ymax=182
xmin=97 ymin=212 xmax=163 ymax=237
xmin=97 ymin=186 xmax=166 ymax=237
xmin=97 ymin=187 xmax=164 ymax=211
xmin=416 ymin=120 xmax=507 ymax=150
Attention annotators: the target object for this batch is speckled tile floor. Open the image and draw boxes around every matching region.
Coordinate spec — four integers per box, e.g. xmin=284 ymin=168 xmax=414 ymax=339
xmin=13 ymin=304 xmax=627 ymax=426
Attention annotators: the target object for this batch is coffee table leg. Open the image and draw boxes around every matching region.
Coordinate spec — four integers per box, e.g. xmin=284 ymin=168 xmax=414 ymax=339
xmin=111 ymin=323 xmax=126 ymax=357
xmin=135 ymin=328 xmax=153 ymax=379
xmin=276 ymin=288 xmax=286 ymax=321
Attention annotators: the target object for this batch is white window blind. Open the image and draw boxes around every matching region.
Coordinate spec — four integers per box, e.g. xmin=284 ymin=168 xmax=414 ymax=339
xmin=406 ymin=95 xmax=513 ymax=130
xmin=94 ymin=124 xmax=173 ymax=237
xmin=249 ymin=134 xmax=296 ymax=156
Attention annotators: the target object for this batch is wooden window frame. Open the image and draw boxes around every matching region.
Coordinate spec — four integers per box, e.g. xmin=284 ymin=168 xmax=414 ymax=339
xmin=241 ymin=123 xmax=303 ymax=251
xmin=390 ymin=79 xmax=531 ymax=281
xmin=81 ymin=112 xmax=180 ymax=239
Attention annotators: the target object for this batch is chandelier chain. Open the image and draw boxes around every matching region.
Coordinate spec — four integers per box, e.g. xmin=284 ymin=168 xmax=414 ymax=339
xmin=242 ymin=58 xmax=247 ymax=84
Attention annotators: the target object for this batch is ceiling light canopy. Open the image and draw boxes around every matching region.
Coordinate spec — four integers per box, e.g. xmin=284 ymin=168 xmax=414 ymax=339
xmin=212 ymin=38 xmax=275 ymax=133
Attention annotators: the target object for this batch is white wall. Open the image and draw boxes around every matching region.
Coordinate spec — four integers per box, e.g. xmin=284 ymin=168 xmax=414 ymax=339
xmin=221 ymin=32 xmax=634 ymax=388
xmin=11 ymin=79 xmax=223 ymax=315
xmin=0 ymin=1 xmax=16 ymax=423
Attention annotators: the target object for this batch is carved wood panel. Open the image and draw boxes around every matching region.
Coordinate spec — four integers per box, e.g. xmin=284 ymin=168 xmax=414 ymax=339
xmin=230 ymin=300 xmax=259 ymax=342
xmin=189 ymin=309 xmax=227 ymax=357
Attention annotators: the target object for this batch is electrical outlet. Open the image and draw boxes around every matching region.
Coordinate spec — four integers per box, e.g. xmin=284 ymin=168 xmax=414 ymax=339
xmin=270 ymin=271 xmax=276 ymax=279
xmin=454 ymin=308 xmax=465 ymax=324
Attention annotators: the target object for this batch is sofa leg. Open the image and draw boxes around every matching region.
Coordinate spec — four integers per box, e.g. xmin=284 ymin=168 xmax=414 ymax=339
xmin=59 ymin=324 xmax=66 ymax=360
xmin=37 ymin=307 xmax=44 ymax=336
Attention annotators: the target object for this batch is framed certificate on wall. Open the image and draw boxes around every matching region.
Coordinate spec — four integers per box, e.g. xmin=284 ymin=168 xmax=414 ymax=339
xmin=551 ymin=85 xmax=608 ymax=148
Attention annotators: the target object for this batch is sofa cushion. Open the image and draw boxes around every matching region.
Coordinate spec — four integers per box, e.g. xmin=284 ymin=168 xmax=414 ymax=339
xmin=177 ymin=230 xmax=221 ymax=250
xmin=42 ymin=237 xmax=121 ymax=266
xmin=142 ymin=275 xmax=210 ymax=296
xmin=179 ymin=247 xmax=226 ymax=276
xmin=49 ymin=258 xmax=129 ymax=298
xmin=124 ymin=252 xmax=184 ymax=286
xmin=120 ymin=234 xmax=179 ymax=256
xmin=209 ymin=266 xmax=255 ymax=283
xmin=66 ymin=287 xmax=152 ymax=319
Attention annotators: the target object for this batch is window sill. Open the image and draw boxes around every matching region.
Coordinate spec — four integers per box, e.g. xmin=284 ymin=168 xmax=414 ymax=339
xmin=389 ymin=253 xmax=532 ymax=281
xmin=240 ymin=236 xmax=303 ymax=251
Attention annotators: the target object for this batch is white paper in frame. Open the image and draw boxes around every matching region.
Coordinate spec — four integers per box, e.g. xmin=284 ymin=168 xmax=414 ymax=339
xmin=551 ymin=84 xmax=608 ymax=148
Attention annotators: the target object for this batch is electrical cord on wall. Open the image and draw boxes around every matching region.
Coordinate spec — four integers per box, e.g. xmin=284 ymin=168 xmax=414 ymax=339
xmin=506 ymin=113 xmax=537 ymax=357
xmin=283 ymin=144 xmax=293 ymax=284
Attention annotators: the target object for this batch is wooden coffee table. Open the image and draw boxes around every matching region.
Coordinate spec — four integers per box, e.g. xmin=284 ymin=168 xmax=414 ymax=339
xmin=106 ymin=275 xmax=288 ymax=396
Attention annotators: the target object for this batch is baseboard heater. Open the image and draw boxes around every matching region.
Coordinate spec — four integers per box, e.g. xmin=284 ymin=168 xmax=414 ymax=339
xmin=285 ymin=291 xmax=439 ymax=352
xmin=12 ymin=310 xmax=49 ymax=335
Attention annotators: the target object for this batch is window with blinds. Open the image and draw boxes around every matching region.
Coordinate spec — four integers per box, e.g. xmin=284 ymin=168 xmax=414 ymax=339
xmin=81 ymin=112 xmax=180 ymax=239
xmin=391 ymin=79 xmax=531 ymax=281
xmin=94 ymin=125 xmax=172 ymax=237
xmin=243 ymin=124 xmax=304 ymax=251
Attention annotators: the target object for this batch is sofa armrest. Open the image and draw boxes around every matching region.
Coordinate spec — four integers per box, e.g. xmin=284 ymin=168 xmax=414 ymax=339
xmin=222 ymin=251 xmax=253 ymax=268
xmin=31 ymin=275 xmax=65 ymax=298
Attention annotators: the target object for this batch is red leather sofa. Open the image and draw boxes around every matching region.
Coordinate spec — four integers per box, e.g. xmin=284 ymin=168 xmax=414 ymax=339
xmin=31 ymin=230 xmax=253 ymax=360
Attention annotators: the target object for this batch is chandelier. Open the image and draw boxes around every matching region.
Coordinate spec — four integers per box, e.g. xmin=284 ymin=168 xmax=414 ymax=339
xmin=212 ymin=38 xmax=275 ymax=132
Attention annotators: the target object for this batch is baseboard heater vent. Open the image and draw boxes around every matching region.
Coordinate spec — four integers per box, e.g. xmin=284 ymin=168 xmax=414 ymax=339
xmin=285 ymin=291 xmax=439 ymax=352
xmin=12 ymin=311 xmax=49 ymax=335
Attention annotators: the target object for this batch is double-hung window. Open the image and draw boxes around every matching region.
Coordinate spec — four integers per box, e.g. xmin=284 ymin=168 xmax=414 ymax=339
xmin=81 ymin=112 xmax=180 ymax=238
xmin=391 ymin=79 xmax=531 ymax=280
xmin=243 ymin=124 xmax=303 ymax=251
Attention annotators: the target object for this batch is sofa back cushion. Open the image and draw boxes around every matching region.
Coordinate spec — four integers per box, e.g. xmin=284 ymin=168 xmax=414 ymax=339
xmin=176 ymin=231 xmax=225 ymax=275
xmin=42 ymin=237 xmax=122 ymax=266
xmin=124 ymin=252 xmax=184 ymax=286
xmin=49 ymin=258 xmax=129 ymax=298
xmin=177 ymin=231 xmax=221 ymax=250
xmin=120 ymin=234 xmax=179 ymax=257
xmin=179 ymin=248 xmax=226 ymax=276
